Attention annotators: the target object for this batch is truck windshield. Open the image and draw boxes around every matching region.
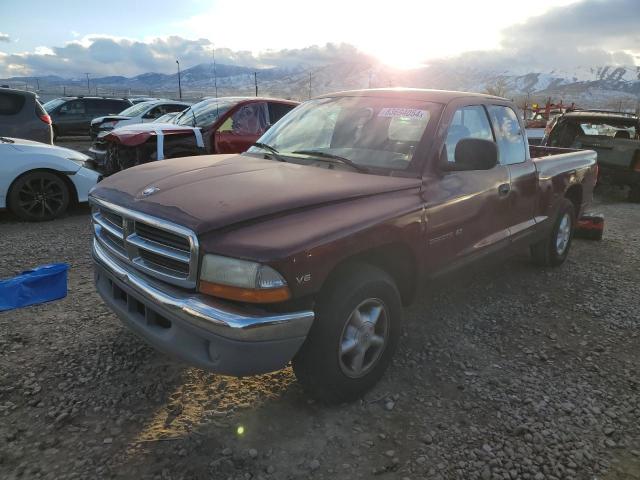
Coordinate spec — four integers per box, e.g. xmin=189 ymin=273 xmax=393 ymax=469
xmin=43 ymin=98 xmax=66 ymax=113
xmin=175 ymin=99 xmax=234 ymax=128
xmin=118 ymin=101 xmax=155 ymax=117
xmin=248 ymin=96 xmax=440 ymax=172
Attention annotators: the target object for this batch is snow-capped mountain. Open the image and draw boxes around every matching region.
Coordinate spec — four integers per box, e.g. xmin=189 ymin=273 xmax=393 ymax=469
xmin=3 ymin=60 xmax=639 ymax=107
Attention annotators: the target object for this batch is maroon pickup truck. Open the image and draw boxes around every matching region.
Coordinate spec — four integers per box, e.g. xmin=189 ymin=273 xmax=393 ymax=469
xmin=89 ymin=89 xmax=597 ymax=403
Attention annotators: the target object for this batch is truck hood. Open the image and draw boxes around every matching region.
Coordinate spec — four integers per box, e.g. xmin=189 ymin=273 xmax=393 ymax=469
xmin=105 ymin=122 xmax=197 ymax=147
xmin=91 ymin=154 xmax=421 ymax=235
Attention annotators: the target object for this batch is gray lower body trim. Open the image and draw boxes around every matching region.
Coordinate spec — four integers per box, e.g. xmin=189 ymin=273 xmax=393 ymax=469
xmin=93 ymin=239 xmax=314 ymax=376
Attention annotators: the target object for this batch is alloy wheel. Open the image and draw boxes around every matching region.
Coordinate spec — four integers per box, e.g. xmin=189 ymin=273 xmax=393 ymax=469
xmin=338 ymin=298 xmax=389 ymax=378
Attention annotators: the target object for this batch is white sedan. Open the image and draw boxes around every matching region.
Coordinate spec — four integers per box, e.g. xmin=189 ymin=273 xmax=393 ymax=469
xmin=0 ymin=137 xmax=100 ymax=221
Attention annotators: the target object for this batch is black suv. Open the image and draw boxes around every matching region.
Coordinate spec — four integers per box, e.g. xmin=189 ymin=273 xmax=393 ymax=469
xmin=44 ymin=97 xmax=133 ymax=138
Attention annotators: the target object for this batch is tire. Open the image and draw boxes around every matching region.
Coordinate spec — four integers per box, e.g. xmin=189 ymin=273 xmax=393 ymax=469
xmin=8 ymin=171 xmax=71 ymax=221
xmin=530 ymin=198 xmax=575 ymax=267
xmin=292 ymin=263 xmax=402 ymax=404
xmin=628 ymin=185 xmax=640 ymax=203
xmin=52 ymin=126 xmax=58 ymax=143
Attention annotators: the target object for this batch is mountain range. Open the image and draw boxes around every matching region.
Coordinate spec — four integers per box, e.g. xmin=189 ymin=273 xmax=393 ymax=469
xmin=3 ymin=60 xmax=639 ymax=108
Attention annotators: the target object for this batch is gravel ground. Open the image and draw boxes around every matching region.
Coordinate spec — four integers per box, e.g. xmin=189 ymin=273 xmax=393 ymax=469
xmin=0 ymin=191 xmax=639 ymax=480
xmin=55 ymin=136 xmax=92 ymax=155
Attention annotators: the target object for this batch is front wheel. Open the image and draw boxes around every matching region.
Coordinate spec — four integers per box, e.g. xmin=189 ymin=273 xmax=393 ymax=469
xmin=8 ymin=171 xmax=71 ymax=221
xmin=530 ymin=198 xmax=575 ymax=267
xmin=292 ymin=263 xmax=402 ymax=404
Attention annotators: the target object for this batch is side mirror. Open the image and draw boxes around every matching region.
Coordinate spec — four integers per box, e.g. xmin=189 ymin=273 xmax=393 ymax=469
xmin=442 ymin=138 xmax=498 ymax=171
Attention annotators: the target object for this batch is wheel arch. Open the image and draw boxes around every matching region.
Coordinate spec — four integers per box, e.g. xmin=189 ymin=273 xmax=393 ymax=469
xmin=564 ymin=184 xmax=582 ymax=217
xmin=7 ymin=168 xmax=79 ymax=210
xmin=317 ymin=242 xmax=418 ymax=307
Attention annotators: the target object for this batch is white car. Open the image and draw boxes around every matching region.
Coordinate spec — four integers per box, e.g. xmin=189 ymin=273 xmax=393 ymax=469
xmin=0 ymin=137 xmax=100 ymax=221
xmin=89 ymin=100 xmax=190 ymax=139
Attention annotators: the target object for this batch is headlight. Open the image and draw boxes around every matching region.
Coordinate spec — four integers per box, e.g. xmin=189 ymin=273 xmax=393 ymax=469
xmin=67 ymin=155 xmax=89 ymax=167
xmin=199 ymin=254 xmax=291 ymax=303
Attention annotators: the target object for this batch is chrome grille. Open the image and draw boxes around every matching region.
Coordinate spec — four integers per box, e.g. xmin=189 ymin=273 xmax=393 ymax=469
xmin=90 ymin=197 xmax=199 ymax=289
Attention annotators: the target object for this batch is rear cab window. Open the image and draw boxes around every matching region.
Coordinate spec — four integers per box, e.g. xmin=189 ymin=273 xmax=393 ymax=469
xmin=487 ymin=105 xmax=527 ymax=165
xmin=0 ymin=92 xmax=26 ymax=115
xmin=549 ymin=117 xmax=639 ymax=147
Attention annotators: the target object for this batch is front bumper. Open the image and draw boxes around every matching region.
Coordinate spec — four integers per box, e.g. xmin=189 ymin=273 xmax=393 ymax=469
xmin=92 ymin=239 xmax=314 ymax=376
xmin=69 ymin=166 xmax=101 ymax=203
xmin=88 ymin=146 xmax=107 ymax=164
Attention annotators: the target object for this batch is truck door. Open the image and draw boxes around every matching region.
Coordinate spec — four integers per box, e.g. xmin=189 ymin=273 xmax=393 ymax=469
xmin=214 ymin=102 xmax=269 ymax=154
xmin=423 ymin=104 xmax=511 ymax=274
xmin=487 ymin=105 xmax=537 ymax=245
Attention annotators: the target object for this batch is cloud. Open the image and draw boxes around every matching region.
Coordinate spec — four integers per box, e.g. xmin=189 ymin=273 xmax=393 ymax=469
xmin=0 ymin=33 xmax=365 ymax=78
xmin=0 ymin=0 xmax=638 ymax=79
xmin=497 ymin=0 xmax=640 ymax=68
xmin=0 ymin=33 xmax=10 ymax=43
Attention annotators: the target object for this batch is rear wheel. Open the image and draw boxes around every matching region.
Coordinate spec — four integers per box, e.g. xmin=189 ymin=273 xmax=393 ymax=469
xmin=8 ymin=171 xmax=70 ymax=221
xmin=292 ymin=263 xmax=402 ymax=404
xmin=530 ymin=198 xmax=575 ymax=267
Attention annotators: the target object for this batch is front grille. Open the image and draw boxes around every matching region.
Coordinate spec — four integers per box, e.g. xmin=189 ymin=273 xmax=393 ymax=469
xmin=91 ymin=198 xmax=199 ymax=289
xmin=135 ymin=222 xmax=191 ymax=251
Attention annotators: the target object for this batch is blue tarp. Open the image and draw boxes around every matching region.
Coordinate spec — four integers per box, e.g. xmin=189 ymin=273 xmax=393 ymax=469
xmin=0 ymin=263 xmax=69 ymax=312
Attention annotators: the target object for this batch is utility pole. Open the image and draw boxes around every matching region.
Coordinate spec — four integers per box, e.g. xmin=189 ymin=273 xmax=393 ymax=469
xmin=35 ymin=78 xmax=40 ymax=91
xmin=368 ymin=70 xmax=372 ymax=89
xmin=84 ymin=73 xmax=90 ymax=93
xmin=308 ymin=72 xmax=312 ymax=99
xmin=254 ymin=72 xmax=258 ymax=97
xmin=176 ymin=60 xmax=182 ymax=100
xmin=211 ymin=46 xmax=218 ymax=98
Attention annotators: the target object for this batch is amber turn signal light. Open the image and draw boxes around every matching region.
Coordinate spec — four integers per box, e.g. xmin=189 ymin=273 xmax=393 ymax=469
xmin=199 ymin=280 xmax=291 ymax=303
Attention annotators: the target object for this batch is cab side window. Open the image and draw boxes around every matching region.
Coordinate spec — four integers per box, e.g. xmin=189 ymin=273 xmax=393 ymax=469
xmin=60 ymin=100 xmax=85 ymax=114
xmin=268 ymin=102 xmax=296 ymax=125
xmin=444 ymin=105 xmax=493 ymax=162
xmin=146 ymin=106 xmax=165 ymax=119
xmin=487 ymin=105 xmax=527 ymax=165
xmin=219 ymin=102 xmax=269 ymax=135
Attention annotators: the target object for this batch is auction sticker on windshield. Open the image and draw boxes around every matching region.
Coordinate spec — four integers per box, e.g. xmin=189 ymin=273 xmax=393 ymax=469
xmin=378 ymin=108 xmax=428 ymax=119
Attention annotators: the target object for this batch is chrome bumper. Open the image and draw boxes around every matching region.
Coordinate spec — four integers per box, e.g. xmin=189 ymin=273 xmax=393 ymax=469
xmin=92 ymin=238 xmax=314 ymax=342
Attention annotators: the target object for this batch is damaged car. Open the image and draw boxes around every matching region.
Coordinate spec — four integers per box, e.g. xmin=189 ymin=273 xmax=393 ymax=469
xmin=543 ymin=110 xmax=640 ymax=201
xmin=89 ymin=99 xmax=190 ymax=140
xmin=100 ymin=96 xmax=298 ymax=175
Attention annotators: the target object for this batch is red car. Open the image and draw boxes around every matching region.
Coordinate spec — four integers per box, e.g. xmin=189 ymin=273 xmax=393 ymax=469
xmin=99 ymin=96 xmax=298 ymax=174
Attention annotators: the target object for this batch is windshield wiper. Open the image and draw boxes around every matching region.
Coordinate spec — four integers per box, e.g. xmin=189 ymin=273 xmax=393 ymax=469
xmin=292 ymin=150 xmax=368 ymax=173
xmin=253 ymin=142 xmax=286 ymax=162
xmin=0 ymin=137 xmax=14 ymax=143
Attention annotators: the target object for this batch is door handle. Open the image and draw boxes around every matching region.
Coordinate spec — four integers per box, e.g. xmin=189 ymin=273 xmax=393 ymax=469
xmin=498 ymin=183 xmax=511 ymax=196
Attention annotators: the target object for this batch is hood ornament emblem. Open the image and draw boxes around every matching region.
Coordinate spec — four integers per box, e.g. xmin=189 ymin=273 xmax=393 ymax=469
xmin=142 ymin=186 xmax=160 ymax=197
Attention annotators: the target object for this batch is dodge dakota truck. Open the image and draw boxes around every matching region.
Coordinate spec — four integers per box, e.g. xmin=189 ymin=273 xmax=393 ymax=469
xmin=90 ymin=89 xmax=597 ymax=403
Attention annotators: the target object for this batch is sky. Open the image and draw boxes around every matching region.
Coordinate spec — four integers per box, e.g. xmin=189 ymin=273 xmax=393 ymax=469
xmin=0 ymin=0 xmax=638 ymax=78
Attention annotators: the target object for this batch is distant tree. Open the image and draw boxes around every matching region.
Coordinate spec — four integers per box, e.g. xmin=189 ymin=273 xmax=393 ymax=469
xmin=485 ymin=78 xmax=509 ymax=98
